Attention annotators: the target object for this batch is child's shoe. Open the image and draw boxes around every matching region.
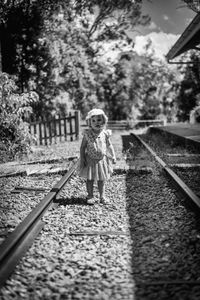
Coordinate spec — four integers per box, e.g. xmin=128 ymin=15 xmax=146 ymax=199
xmin=100 ymin=196 xmax=109 ymax=205
xmin=86 ymin=196 xmax=96 ymax=205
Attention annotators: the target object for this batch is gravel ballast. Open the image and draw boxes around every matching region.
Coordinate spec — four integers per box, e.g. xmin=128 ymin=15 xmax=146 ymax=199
xmin=1 ymin=130 xmax=200 ymax=299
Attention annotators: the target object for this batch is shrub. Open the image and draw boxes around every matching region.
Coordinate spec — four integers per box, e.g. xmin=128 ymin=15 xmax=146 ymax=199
xmin=0 ymin=72 xmax=38 ymax=162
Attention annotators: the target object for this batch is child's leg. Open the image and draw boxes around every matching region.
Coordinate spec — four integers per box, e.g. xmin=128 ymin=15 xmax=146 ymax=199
xmin=97 ymin=180 xmax=105 ymax=199
xmin=86 ymin=180 xmax=96 ymax=205
xmin=98 ymin=181 xmax=109 ymax=204
xmin=86 ymin=180 xmax=94 ymax=198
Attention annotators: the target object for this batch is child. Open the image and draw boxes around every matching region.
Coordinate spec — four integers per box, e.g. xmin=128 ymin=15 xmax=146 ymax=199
xmin=79 ymin=108 xmax=116 ymax=205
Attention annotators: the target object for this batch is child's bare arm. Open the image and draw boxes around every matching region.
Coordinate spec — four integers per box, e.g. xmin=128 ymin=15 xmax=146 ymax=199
xmin=107 ymin=138 xmax=116 ymax=163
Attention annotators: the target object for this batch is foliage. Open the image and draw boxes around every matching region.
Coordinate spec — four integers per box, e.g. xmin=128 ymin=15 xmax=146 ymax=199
xmin=130 ymin=43 xmax=180 ymax=121
xmin=0 ymin=1 xmax=179 ymax=123
xmin=0 ymin=1 xmax=58 ymax=119
xmin=180 ymin=0 xmax=200 ymax=12
xmin=176 ymin=52 xmax=200 ymax=121
xmin=97 ymin=52 xmax=137 ymax=120
xmin=97 ymin=42 xmax=180 ymax=121
xmin=0 ymin=72 xmax=38 ymax=160
xmin=40 ymin=1 xmax=150 ymax=118
xmin=0 ymin=0 xmax=150 ymax=29
xmin=0 ymin=0 xmax=150 ymax=119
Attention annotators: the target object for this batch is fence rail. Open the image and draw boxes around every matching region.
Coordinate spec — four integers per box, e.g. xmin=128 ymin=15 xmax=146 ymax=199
xmin=29 ymin=111 xmax=80 ymax=145
xmin=107 ymin=119 xmax=164 ymax=130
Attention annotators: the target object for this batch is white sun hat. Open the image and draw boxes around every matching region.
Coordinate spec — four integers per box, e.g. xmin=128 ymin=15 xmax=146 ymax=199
xmin=86 ymin=109 xmax=108 ymax=123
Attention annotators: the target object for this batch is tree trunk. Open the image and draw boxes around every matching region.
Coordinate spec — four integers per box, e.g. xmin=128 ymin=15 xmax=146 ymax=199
xmin=0 ymin=33 xmax=2 ymax=72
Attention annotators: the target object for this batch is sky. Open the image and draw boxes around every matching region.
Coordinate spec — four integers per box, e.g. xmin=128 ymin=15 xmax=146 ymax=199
xmin=132 ymin=0 xmax=196 ymax=59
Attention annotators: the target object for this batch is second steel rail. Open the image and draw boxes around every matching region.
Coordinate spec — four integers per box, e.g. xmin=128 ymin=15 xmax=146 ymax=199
xmin=131 ymin=133 xmax=200 ymax=210
xmin=0 ymin=159 xmax=79 ymax=288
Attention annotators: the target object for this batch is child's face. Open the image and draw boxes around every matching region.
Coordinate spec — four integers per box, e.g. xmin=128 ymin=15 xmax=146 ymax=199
xmin=90 ymin=115 xmax=104 ymax=131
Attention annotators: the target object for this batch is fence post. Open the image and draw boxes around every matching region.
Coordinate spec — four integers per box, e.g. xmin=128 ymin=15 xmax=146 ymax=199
xmin=58 ymin=114 xmax=62 ymax=142
xmin=75 ymin=110 xmax=80 ymax=140
xmin=33 ymin=116 xmax=37 ymax=140
xmin=68 ymin=112 xmax=73 ymax=141
xmin=38 ymin=117 xmax=43 ymax=145
xmin=53 ymin=116 xmax=57 ymax=144
xmin=64 ymin=116 xmax=67 ymax=141
xmin=48 ymin=117 xmax=52 ymax=145
xmin=43 ymin=117 xmax=48 ymax=146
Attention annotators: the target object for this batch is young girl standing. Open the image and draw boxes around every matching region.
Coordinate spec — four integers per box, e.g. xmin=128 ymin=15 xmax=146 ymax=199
xmin=79 ymin=108 xmax=116 ymax=205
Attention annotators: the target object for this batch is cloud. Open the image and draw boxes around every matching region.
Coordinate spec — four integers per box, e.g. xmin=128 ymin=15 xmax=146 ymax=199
xmin=96 ymin=32 xmax=180 ymax=66
xmin=134 ymin=31 xmax=180 ymax=60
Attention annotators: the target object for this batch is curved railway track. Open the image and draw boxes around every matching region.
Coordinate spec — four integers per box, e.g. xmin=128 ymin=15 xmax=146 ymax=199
xmin=0 ymin=130 xmax=200 ymax=299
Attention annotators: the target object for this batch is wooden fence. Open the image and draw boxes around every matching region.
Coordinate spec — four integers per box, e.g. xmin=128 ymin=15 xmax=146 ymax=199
xmin=29 ymin=111 xmax=80 ymax=145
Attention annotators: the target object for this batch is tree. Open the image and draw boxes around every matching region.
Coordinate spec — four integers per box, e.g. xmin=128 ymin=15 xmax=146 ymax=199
xmin=0 ymin=72 xmax=38 ymax=161
xmin=0 ymin=0 xmax=150 ymax=118
xmin=0 ymin=1 xmax=57 ymax=119
xmin=102 ymin=52 xmax=137 ymax=120
xmin=129 ymin=42 xmax=180 ymax=121
xmin=31 ymin=0 xmax=150 ymax=118
xmin=98 ymin=40 xmax=180 ymax=121
xmin=180 ymin=0 xmax=200 ymax=12
xmin=176 ymin=52 xmax=200 ymax=121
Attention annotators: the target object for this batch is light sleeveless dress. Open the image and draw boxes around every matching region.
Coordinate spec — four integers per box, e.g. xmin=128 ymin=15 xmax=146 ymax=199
xmin=79 ymin=129 xmax=113 ymax=181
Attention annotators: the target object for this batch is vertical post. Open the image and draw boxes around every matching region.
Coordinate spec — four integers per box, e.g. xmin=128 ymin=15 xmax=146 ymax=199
xmin=43 ymin=118 xmax=47 ymax=146
xmin=75 ymin=110 xmax=80 ymax=140
xmin=69 ymin=112 xmax=73 ymax=141
xmin=33 ymin=116 xmax=37 ymax=140
xmin=58 ymin=114 xmax=62 ymax=142
xmin=64 ymin=116 xmax=67 ymax=141
xmin=39 ymin=117 xmax=42 ymax=145
xmin=53 ymin=116 xmax=57 ymax=144
xmin=48 ymin=118 xmax=52 ymax=145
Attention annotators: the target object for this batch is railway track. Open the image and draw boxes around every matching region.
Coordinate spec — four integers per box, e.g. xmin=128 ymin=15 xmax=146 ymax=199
xmin=139 ymin=129 xmax=200 ymax=203
xmin=0 ymin=131 xmax=200 ymax=299
xmin=130 ymin=133 xmax=200 ymax=211
xmin=0 ymin=159 xmax=79 ymax=287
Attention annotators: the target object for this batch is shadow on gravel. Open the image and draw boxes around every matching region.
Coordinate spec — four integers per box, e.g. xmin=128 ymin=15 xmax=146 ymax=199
xmin=122 ymin=134 xmax=200 ymax=300
xmin=54 ymin=196 xmax=87 ymax=206
xmin=121 ymin=134 xmax=133 ymax=153
xmin=122 ymin=135 xmax=139 ymax=299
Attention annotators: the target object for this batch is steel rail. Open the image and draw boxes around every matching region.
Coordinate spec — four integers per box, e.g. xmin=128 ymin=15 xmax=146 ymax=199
xmin=131 ymin=133 xmax=200 ymax=210
xmin=0 ymin=159 xmax=79 ymax=288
